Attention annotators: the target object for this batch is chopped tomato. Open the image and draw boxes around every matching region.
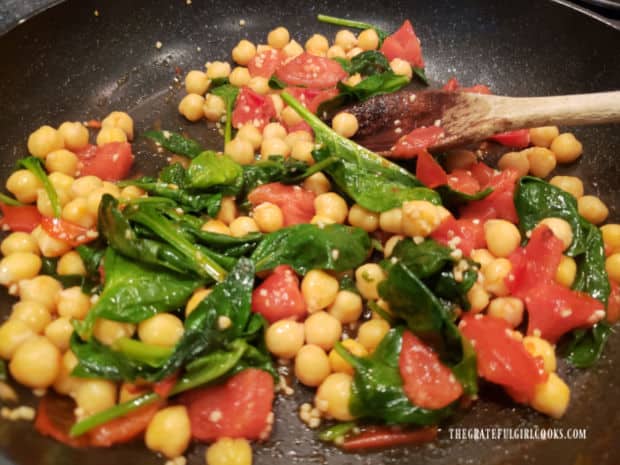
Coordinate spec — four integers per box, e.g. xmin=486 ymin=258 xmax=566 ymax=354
xmin=85 ymin=119 xmax=102 ymax=129
xmin=285 ymin=121 xmax=313 ymax=134
xmin=252 ymin=265 xmax=307 ymax=323
xmin=284 ymin=86 xmax=340 ymax=114
xmin=76 ymin=142 xmax=134 ymax=181
xmin=380 ymin=20 xmax=425 ymax=68
xmin=0 ymin=203 xmax=41 ymax=232
xmin=89 ymin=402 xmax=162 ymax=447
xmin=391 ymin=126 xmax=445 ymax=159
xmin=248 ymin=182 xmax=315 ymax=226
xmin=181 ymin=369 xmax=274 ymax=441
xmin=447 ymin=169 xmax=481 ymax=195
xmin=489 ymin=129 xmax=531 ymax=148
xmin=232 ymin=87 xmax=277 ymax=131
xmin=430 ymin=216 xmax=485 ymax=257
xmin=607 ymin=281 xmax=620 ymax=324
xmin=469 ymin=162 xmax=495 ymax=187
xmin=442 ymin=77 xmax=460 ymax=92
xmin=308 ymin=87 xmax=340 ymax=114
xmin=415 ymin=150 xmax=448 ymax=188
xmin=442 ymin=77 xmax=491 ymax=95
xmin=460 ymin=167 xmax=519 ymax=223
xmin=35 ymin=395 xmax=90 ymax=448
xmin=342 ymin=426 xmax=438 ymax=451
xmin=41 ymin=217 xmax=96 ymax=247
xmin=399 ymin=331 xmax=463 ymax=409
xmin=152 ymin=373 xmax=178 ymax=398
xmin=247 ymin=49 xmax=285 ymax=78
xmin=275 ymin=53 xmax=347 ymax=89
xmin=459 ymin=314 xmax=547 ymax=403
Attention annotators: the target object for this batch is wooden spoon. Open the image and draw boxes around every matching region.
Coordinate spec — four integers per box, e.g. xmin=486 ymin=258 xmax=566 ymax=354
xmin=346 ymin=89 xmax=620 ymax=154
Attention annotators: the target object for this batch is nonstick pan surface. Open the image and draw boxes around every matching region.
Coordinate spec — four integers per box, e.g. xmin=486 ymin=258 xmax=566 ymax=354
xmin=0 ymin=1 xmax=619 ymax=464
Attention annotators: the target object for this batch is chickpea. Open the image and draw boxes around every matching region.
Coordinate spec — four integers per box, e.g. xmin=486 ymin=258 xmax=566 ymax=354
xmin=550 ymin=133 xmax=582 ymax=164
xmin=285 ymin=130 xmax=312 ymax=147
xmin=266 ymin=320 xmax=305 ymax=359
xmin=466 ymin=282 xmax=491 ymax=312
xmin=10 ymin=336 xmax=60 ymax=388
xmin=58 ymin=122 xmax=89 ymax=151
xmin=0 ymin=252 xmax=42 ymax=286
xmin=203 ymin=94 xmax=226 ymax=122
xmin=331 ymin=112 xmax=359 ymax=138
xmin=206 ymin=61 xmax=231 ymax=79
xmin=578 ymin=195 xmax=608 ymax=225
xmin=327 ymin=45 xmax=346 ymax=59
xmin=444 ymin=149 xmax=476 ymax=172
xmin=1 ymin=232 xmax=38 ymax=256
xmin=346 ymin=46 xmax=364 ymax=59
xmin=402 ymin=201 xmax=441 ymax=238
xmin=120 ymin=185 xmax=145 ymax=200
xmin=302 ymin=172 xmax=331 ymax=195
xmin=357 ymin=319 xmax=390 ymax=353
xmin=185 ymin=69 xmax=210 ymax=95
xmin=390 ymin=58 xmax=412 ymax=80
xmin=229 ymin=216 xmax=260 ymax=237
xmin=86 ymin=185 xmax=121 ymax=216
xmin=270 ymin=94 xmax=284 ymax=117
xmin=311 ymin=215 xmax=336 ymax=227
xmin=525 ymin=147 xmax=556 ymax=178
xmin=201 ymin=219 xmax=231 ymax=235
xmin=329 ymin=339 xmax=367 ymax=375
xmin=523 ymin=336 xmax=557 ymax=372
xmin=0 ymin=319 xmax=35 ymax=359
xmin=481 ymin=258 xmax=512 ymax=297
xmin=57 ymin=287 xmax=91 ymax=320
xmin=248 ymin=76 xmax=270 ymax=95
xmin=556 ymin=255 xmax=577 ymax=287
xmin=304 ymin=311 xmax=342 ymax=351
xmin=93 ymin=319 xmax=135 ymax=346
xmin=253 ymin=202 xmax=284 ymax=233
xmin=225 ymin=138 xmax=255 ymax=165
xmin=268 ymin=26 xmax=290 ymax=49
xmin=344 ymin=73 xmax=362 ymax=87
xmin=102 ymin=111 xmax=134 ymax=140
xmin=71 ymin=175 xmax=103 ymax=198
xmin=384 ymin=235 xmax=404 ymax=258
xmin=603 ymin=253 xmax=620 ymax=285
xmin=295 ymin=344 xmax=331 ymax=387
xmin=11 ymin=300 xmax=51 ymax=333
xmin=145 ymin=406 xmax=191 ymax=458
xmin=470 ymin=248 xmax=494 ymax=268
xmin=529 ymin=126 xmax=559 ymax=148
xmin=379 ymin=208 xmax=403 ymax=234
xmin=549 ymin=175 xmax=584 ymax=199
xmin=283 ymin=39 xmax=304 ymax=58
xmin=601 ymin=224 xmax=620 ymax=253
xmin=301 ymin=270 xmax=339 ymax=312
xmin=73 ymin=379 xmax=117 ymax=417
xmin=206 ymin=438 xmax=253 ymax=465
xmin=49 ymin=171 xmax=74 ymax=196
xmin=538 ymin=218 xmax=573 ymax=251
xmin=315 ymin=372 xmax=354 ymax=420
xmin=314 ymin=192 xmax=348 ymax=224
xmin=6 ymin=169 xmax=43 ymax=203
xmin=281 ymin=106 xmax=303 ymax=127
xmin=31 ymin=225 xmax=72 ymax=257
xmin=62 ymin=197 xmax=95 ymax=229
xmin=138 ymin=314 xmax=184 ymax=348
xmin=487 ymin=297 xmax=524 ymax=327
xmin=229 ymin=66 xmax=251 ymax=87
xmin=96 ymin=126 xmax=127 ymax=146
xmin=44 ymin=317 xmax=74 ymax=351
xmin=237 ymin=123 xmax=263 ymax=150
xmin=215 ymin=197 xmax=237 ymax=225
xmin=334 ymin=29 xmax=357 ymax=51
xmin=178 ymin=93 xmax=206 ymax=122
xmin=261 ymin=138 xmax=290 ymax=159
xmin=358 ymin=28 xmax=379 ymax=50
xmin=18 ymin=276 xmax=62 ymax=311
xmin=53 ymin=350 xmax=81 ymax=395
xmin=232 ymin=40 xmax=257 ymax=65
xmin=45 ymin=149 xmax=79 ymax=176
xmin=327 ymin=290 xmax=363 ymax=324
xmin=27 ymin=125 xmax=64 ymax=159
xmin=346 ymin=204 xmax=379 ymax=232
xmin=290 ymin=140 xmax=315 ymax=164
xmin=305 ymin=33 xmax=329 ymax=55
xmin=498 ymin=151 xmax=529 ymax=177
xmin=484 ymin=219 xmax=521 ymax=257
xmin=355 ymin=263 xmax=386 ymax=300
xmin=530 ymin=372 xmax=570 ymax=419
xmin=185 ymin=288 xmax=212 ymax=316
xmin=263 ymin=122 xmax=287 ymax=140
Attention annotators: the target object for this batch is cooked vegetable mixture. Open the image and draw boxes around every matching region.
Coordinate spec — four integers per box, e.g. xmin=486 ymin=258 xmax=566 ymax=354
xmin=0 ymin=14 xmax=617 ymax=465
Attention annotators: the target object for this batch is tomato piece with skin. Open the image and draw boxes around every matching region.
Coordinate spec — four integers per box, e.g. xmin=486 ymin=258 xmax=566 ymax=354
xmin=342 ymin=426 xmax=438 ymax=451
xmin=0 ymin=203 xmax=41 ymax=232
xmin=430 ymin=215 xmax=485 ymax=257
xmin=468 ymin=162 xmax=495 ymax=187
xmin=181 ymin=369 xmax=275 ymax=441
xmin=447 ymin=169 xmax=481 ymax=195
xmin=489 ymin=129 xmax=531 ymax=149
xmin=607 ymin=280 xmax=620 ymax=324
xmin=391 ymin=126 xmax=445 ymax=159
xmin=415 ymin=149 xmax=448 ymax=188
xmin=460 ymin=167 xmax=519 ymax=223
xmin=380 ymin=19 xmax=425 ymax=68
xmin=275 ymin=53 xmax=347 ymax=89
xmin=459 ymin=314 xmax=547 ymax=403
xmin=76 ymin=142 xmax=134 ymax=181
xmin=442 ymin=77 xmax=491 ymax=95
xmin=35 ymin=395 xmax=91 ymax=448
xmin=248 ymin=182 xmax=315 ymax=226
xmin=252 ymin=265 xmax=307 ymax=323
xmin=89 ymin=402 xmax=163 ymax=447
xmin=399 ymin=331 xmax=463 ymax=409
xmin=247 ymin=49 xmax=285 ymax=78
xmin=232 ymin=87 xmax=277 ymax=131
xmin=41 ymin=217 xmax=97 ymax=247
xmin=152 ymin=373 xmax=179 ymax=398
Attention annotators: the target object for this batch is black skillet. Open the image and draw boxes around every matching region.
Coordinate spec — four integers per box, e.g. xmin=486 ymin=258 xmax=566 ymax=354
xmin=0 ymin=1 xmax=619 ymax=464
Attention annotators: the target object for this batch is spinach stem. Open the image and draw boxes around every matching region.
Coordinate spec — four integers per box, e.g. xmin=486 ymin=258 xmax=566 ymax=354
xmin=317 ymin=14 xmax=378 ymax=31
xmin=0 ymin=193 xmax=22 ymax=206
xmin=19 ymin=157 xmax=61 ymax=217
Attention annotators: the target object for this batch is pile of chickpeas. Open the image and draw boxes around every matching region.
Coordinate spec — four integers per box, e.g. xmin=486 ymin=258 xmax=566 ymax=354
xmin=0 ymin=19 xmax=618 ymax=465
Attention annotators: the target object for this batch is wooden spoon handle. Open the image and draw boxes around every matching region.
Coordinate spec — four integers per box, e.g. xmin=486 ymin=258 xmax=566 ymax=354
xmin=487 ymin=91 xmax=620 ymax=128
